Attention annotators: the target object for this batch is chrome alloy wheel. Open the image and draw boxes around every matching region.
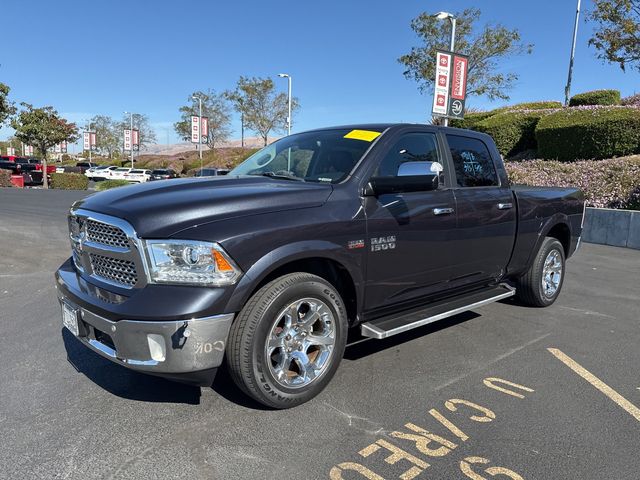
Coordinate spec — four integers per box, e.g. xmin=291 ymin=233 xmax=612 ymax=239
xmin=265 ymin=298 xmax=336 ymax=389
xmin=542 ymin=249 xmax=563 ymax=297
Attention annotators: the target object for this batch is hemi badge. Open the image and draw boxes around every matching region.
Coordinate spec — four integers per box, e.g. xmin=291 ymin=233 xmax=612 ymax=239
xmin=347 ymin=240 xmax=365 ymax=250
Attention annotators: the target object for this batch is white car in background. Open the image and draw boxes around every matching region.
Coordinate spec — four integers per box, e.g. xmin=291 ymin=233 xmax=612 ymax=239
xmin=89 ymin=165 xmax=118 ymax=181
xmin=85 ymin=165 xmax=106 ymax=179
xmin=123 ymin=169 xmax=151 ymax=183
xmin=108 ymin=167 xmax=133 ymax=180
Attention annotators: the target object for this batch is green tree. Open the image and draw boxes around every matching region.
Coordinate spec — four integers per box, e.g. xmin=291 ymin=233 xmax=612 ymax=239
xmin=0 ymin=83 xmax=16 ymax=129
xmin=89 ymin=115 xmax=120 ymax=158
xmin=398 ymin=8 xmax=533 ymax=102
xmin=174 ymin=89 xmax=231 ymax=149
xmin=589 ymin=0 xmax=640 ymax=72
xmin=118 ymin=113 xmax=157 ymax=153
xmin=225 ymin=76 xmax=300 ymax=146
xmin=10 ymin=104 xmax=79 ymax=188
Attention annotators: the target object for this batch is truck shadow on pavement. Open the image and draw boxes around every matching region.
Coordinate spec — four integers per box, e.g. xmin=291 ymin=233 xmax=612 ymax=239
xmin=61 ymin=311 xmax=480 ymax=408
xmin=62 ymin=328 xmax=272 ymax=409
xmin=62 ymin=329 xmax=203 ymax=405
xmin=344 ymin=311 xmax=480 ymax=360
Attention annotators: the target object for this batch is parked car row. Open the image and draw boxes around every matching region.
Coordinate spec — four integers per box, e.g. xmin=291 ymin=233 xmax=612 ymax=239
xmin=83 ymin=166 xmax=180 ymax=183
xmin=0 ymin=160 xmax=43 ymax=185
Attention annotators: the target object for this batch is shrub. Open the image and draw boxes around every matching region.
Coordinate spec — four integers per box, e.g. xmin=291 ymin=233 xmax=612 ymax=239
xmin=95 ymin=179 xmax=132 ymax=191
xmin=621 ymin=94 xmax=640 ymax=107
xmin=569 ymin=89 xmax=621 ymax=106
xmin=475 ymin=110 xmax=550 ymax=157
xmin=0 ymin=169 xmax=13 ymax=187
xmin=449 ymin=111 xmax=498 ymax=129
xmin=507 ymin=101 xmax=563 ymax=110
xmin=536 ymin=106 xmax=640 ymax=161
xmin=505 ymin=156 xmax=640 ymax=209
xmin=50 ymin=173 xmax=89 ymax=190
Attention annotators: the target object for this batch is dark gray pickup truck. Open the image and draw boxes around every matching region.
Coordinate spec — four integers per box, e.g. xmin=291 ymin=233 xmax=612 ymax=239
xmin=56 ymin=124 xmax=585 ymax=408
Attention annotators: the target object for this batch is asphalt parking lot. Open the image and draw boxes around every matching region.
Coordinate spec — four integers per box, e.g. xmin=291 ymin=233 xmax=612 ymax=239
xmin=1 ymin=188 xmax=639 ymax=480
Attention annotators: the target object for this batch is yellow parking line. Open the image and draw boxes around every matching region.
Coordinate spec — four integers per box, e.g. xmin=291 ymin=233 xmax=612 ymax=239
xmin=548 ymin=348 xmax=640 ymax=423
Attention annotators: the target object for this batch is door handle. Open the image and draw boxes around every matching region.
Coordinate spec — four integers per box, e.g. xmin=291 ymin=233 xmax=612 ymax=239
xmin=433 ymin=207 xmax=455 ymax=216
xmin=497 ymin=203 xmax=513 ymax=210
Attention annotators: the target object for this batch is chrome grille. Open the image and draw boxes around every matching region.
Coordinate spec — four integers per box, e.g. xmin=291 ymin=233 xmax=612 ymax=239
xmin=89 ymin=253 xmax=138 ymax=287
xmin=86 ymin=219 xmax=129 ymax=249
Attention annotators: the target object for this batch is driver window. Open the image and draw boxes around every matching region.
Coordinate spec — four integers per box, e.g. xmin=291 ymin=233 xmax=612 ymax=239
xmin=375 ymin=132 xmax=444 ymax=185
xmin=270 ymin=147 xmax=315 ymax=177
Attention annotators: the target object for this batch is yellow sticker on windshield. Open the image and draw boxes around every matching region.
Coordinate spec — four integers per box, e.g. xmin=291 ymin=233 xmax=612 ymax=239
xmin=344 ymin=129 xmax=381 ymax=142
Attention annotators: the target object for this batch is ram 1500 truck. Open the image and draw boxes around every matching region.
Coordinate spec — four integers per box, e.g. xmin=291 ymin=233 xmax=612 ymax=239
xmin=56 ymin=124 xmax=585 ymax=408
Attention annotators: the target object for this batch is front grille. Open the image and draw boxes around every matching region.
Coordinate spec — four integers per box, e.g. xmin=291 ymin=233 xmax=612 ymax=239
xmin=89 ymin=253 xmax=138 ymax=287
xmin=86 ymin=219 xmax=129 ymax=249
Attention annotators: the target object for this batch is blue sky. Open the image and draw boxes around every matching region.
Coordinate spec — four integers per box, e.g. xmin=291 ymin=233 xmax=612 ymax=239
xmin=1 ymin=0 xmax=638 ymax=148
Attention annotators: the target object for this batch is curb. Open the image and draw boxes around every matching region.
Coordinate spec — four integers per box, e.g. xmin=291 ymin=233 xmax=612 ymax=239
xmin=583 ymin=207 xmax=640 ymax=250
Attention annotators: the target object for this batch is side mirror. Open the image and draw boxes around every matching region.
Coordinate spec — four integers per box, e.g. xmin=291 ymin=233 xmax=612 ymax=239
xmin=364 ymin=161 xmax=441 ymax=196
xmin=365 ymin=174 xmax=438 ymax=196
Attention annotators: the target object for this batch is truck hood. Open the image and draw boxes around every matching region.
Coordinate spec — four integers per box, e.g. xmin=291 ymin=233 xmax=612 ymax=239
xmin=74 ymin=176 xmax=333 ymax=238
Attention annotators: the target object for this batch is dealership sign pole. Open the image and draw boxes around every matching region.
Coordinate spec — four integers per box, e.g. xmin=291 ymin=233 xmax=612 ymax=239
xmin=132 ymin=129 xmax=140 ymax=155
xmin=431 ymin=49 xmax=469 ymax=124
xmin=84 ymin=130 xmax=98 ymax=161
xmin=123 ymin=129 xmax=132 ymax=152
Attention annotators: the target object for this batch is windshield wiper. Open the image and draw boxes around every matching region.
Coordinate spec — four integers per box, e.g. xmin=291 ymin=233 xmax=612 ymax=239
xmin=260 ymin=171 xmax=305 ymax=182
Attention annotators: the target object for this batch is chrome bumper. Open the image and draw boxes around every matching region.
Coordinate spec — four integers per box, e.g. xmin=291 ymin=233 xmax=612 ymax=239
xmin=57 ymin=293 xmax=234 ymax=375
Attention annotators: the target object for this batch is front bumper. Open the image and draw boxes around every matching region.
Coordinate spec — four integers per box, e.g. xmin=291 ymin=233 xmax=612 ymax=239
xmin=56 ymin=261 xmax=235 ymax=386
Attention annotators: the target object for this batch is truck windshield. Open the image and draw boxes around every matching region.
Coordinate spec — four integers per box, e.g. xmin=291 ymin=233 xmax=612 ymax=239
xmin=229 ymin=128 xmax=383 ymax=183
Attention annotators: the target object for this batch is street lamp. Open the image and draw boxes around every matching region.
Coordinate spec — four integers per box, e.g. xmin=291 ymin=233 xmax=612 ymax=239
xmin=433 ymin=11 xmax=456 ymax=127
xmin=277 ymin=73 xmax=293 ymax=171
xmin=277 ymin=73 xmax=292 ymax=136
xmin=192 ymin=95 xmax=203 ymax=173
xmin=124 ymin=111 xmax=134 ymax=168
xmin=85 ymin=122 xmax=93 ymax=164
xmin=565 ymin=0 xmax=582 ymax=106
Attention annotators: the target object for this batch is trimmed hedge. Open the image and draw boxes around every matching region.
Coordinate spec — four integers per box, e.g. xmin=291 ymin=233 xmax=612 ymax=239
xmin=450 ymin=102 xmax=561 ymax=131
xmin=507 ymin=101 xmax=563 ymax=110
xmin=475 ymin=110 xmax=550 ymax=157
xmin=95 ymin=179 xmax=131 ymax=191
xmin=449 ymin=111 xmax=497 ymax=129
xmin=536 ymin=107 xmax=640 ymax=161
xmin=506 ymin=156 xmax=640 ymax=210
xmin=50 ymin=173 xmax=89 ymax=190
xmin=0 ymin=169 xmax=13 ymax=187
xmin=569 ymin=89 xmax=621 ymax=106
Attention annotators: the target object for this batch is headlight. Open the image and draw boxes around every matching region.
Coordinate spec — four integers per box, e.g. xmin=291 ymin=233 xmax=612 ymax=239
xmin=143 ymin=240 xmax=241 ymax=286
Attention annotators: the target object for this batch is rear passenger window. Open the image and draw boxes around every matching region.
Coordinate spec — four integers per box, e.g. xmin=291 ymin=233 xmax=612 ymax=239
xmin=446 ymin=135 xmax=499 ymax=187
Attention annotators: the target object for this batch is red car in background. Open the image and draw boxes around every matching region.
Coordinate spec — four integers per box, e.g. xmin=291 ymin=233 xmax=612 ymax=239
xmin=1 ymin=155 xmax=56 ymax=180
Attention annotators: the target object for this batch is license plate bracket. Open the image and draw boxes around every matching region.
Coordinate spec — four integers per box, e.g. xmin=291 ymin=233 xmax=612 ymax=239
xmin=62 ymin=302 xmax=80 ymax=337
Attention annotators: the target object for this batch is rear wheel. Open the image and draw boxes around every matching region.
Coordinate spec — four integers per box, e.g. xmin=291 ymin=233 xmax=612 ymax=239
xmin=226 ymin=273 xmax=348 ymax=408
xmin=516 ymin=237 xmax=565 ymax=307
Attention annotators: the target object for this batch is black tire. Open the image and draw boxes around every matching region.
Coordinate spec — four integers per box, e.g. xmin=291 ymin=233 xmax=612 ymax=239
xmin=226 ymin=273 xmax=348 ymax=409
xmin=516 ymin=237 xmax=566 ymax=307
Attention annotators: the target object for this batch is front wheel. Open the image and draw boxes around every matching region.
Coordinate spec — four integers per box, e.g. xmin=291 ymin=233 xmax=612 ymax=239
xmin=516 ymin=237 xmax=566 ymax=307
xmin=226 ymin=273 xmax=348 ymax=408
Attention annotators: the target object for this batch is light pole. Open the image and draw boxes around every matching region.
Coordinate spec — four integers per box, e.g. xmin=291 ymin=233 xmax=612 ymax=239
xmin=433 ymin=11 xmax=456 ymax=127
xmin=565 ymin=0 xmax=581 ymax=106
xmin=278 ymin=73 xmax=292 ymax=136
xmin=192 ymin=95 xmax=203 ymax=173
xmin=278 ymin=73 xmax=292 ymax=171
xmin=85 ymin=122 xmax=92 ymax=164
xmin=124 ymin=111 xmax=134 ymax=168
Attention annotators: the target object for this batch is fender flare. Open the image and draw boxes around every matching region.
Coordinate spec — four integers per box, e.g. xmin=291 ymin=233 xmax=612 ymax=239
xmin=525 ymin=213 xmax=571 ymax=270
xmin=224 ymin=240 xmax=365 ymax=315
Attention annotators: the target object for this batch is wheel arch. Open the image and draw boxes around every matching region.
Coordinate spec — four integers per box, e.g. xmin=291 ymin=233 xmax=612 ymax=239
xmin=546 ymin=221 xmax=571 ymax=257
xmin=527 ymin=214 xmax=571 ymax=269
xmin=225 ymin=241 xmax=363 ymax=325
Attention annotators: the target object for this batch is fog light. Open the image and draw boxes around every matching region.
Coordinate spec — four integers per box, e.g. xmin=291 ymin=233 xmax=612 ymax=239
xmin=147 ymin=334 xmax=166 ymax=362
